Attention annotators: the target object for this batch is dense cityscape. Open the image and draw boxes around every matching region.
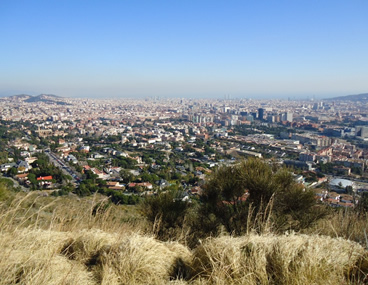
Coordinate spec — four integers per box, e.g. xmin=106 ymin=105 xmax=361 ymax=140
xmin=1 ymin=93 xmax=368 ymax=208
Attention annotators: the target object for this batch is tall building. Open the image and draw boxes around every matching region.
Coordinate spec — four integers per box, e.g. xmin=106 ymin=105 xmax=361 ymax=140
xmin=356 ymin=126 xmax=368 ymax=139
xmin=281 ymin=112 xmax=293 ymax=122
xmin=258 ymin=108 xmax=264 ymax=121
xmin=286 ymin=112 xmax=293 ymax=122
xmin=246 ymin=115 xmax=254 ymax=122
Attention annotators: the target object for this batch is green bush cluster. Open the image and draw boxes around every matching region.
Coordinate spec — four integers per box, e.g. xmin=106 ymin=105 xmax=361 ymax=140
xmin=103 ymin=189 xmax=140 ymax=205
xmin=141 ymin=158 xmax=328 ymax=246
xmin=141 ymin=190 xmax=190 ymax=240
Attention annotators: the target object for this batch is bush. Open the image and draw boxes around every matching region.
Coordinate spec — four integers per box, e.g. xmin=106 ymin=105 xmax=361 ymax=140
xmin=104 ymin=189 xmax=140 ymax=205
xmin=140 ymin=190 xmax=191 ymax=240
xmin=139 ymin=158 xmax=328 ymax=245
xmin=195 ymin=158 xmax=328 ymax=237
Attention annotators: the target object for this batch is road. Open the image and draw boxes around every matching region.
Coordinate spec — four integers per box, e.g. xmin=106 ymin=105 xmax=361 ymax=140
xmin=44 ymin=150 xmax=81 ymax=185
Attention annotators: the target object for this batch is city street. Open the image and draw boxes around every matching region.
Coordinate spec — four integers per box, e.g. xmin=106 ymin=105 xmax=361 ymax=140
xmin=44 ymin=150 xmax=81 ymax=185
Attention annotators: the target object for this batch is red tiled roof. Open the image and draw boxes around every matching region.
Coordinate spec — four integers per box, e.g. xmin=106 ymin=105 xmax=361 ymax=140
xmin=37 ymin=176 xmax=53 ymax=181
xmin=16 ymin=174 xmax=29 ymax=179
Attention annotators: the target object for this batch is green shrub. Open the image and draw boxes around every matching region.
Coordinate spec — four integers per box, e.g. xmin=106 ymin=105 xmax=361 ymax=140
xmin=195 ymin=158 xmax=328 ymax=237
xmin=140 ymin=190 xmax=191 ymax=240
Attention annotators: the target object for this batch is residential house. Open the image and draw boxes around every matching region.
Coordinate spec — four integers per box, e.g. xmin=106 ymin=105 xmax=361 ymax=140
xmin=106 ymin=181 xmax=125 ymax=190
xmin=37 ymin=176 xmax=53 ymax=188
xmin=16 ymin=160 xmax=31 ymax=173
xmin=1 ymin=162 xmax=16 ymax=172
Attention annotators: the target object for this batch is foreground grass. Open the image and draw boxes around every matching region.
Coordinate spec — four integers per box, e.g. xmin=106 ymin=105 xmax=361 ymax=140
xmin=309 ymin=208 xmax=368 ymax=247
xmin=1 ymin=188 xmax=368 ymax=284
xmin=1 ymin=228 xmax=367 ymax=285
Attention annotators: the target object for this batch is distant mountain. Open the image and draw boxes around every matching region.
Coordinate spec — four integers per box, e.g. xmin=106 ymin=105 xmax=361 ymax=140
xmin=325 ymin=93 xmax=368 ymax=102
xmin=4 ymin=94 xmax=69 ymax=105
xmin=24 ymin=94 xmax=61 ymax=103
xmin=6 ymin=94 xmax=33 ymax=100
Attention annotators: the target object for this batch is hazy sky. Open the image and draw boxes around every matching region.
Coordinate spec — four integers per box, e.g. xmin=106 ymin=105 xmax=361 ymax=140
xmin=1 ymin=0 xmax=367 ymax=99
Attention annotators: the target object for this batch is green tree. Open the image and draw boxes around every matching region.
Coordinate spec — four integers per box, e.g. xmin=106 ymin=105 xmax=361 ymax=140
xmin=120 ymin=169 xmax=133 ymax=182
xmin=8 ymin=167 xmax=18 ymax=177
xmin=271 ymin=169 xmax=327 ymax=231
xmin=196 ymin=158 xmax=327 ymax=236
xmin=27 ymin=173 xmax=38 ymax=189
xmin=193 ymin=164 xmax=248 ymax=236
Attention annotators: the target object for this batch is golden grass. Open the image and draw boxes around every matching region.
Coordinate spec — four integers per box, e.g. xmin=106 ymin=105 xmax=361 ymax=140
xmin=0 ymin=227 xmax=192 ymax=284
xmin=0 ymin=229 xmax=94 ymax=285
xmin=192 ymin=233 xmax=368 ymax=285
xmin=1 ymin=227 xmax=367 ymax=285
xmin=0 ymin=190 xmax=145 ymax=234
xmin=1 ymin=187 xmax=368 ymax=284
xmin=309 ymin=208 xmax=368 ymax=246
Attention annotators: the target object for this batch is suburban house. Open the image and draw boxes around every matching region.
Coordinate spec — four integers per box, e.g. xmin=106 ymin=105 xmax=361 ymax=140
xmin=106 ymin=181 xmax=125 ymax=190
xmin=128 ymin=182 xmax=153 ymax=190
xmin=1 ymin=162 xmax=16 ymax=172
xmin=37 ymin=176 xmax=53 ymax=188
xmin=16 ymin=160 xmax=31 ymax=173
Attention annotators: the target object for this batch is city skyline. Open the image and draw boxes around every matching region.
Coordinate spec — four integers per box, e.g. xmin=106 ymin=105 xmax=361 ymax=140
xmin=1 ymin=0 xmax=367 ymax=99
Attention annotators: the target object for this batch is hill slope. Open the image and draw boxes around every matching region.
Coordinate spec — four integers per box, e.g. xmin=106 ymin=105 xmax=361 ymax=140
xmin=325 ymin=93 xmax=368 ymax=102
xmin=24 ymin=94 xmax=61 ymax=103
xmin=4 ymin=94 xmax=69 ymax=105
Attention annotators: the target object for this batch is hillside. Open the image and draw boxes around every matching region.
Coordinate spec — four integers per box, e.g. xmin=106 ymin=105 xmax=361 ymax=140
xmin=4 ymin=94 xmax=69 ymax=105
xmin=325 ymin=92 xmax=368 ymax=102
xmin=24 ymin=94 xmax=60 ymax=102
xmin=1 ymin=185 xmax=368 ymax=284
xmin=5 ymin=94 xmax=33 ymax=100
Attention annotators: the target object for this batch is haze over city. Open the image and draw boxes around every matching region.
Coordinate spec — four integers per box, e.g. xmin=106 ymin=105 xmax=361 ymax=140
xmin=1 ymin=0 xmax=367 ymax=99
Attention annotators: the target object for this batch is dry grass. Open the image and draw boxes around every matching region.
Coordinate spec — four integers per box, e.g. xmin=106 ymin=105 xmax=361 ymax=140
xmin=0 ymin=228 xmax=193 ymax=285
xmin=0 ymin=190 xmax=145 ymax=234
xmin=309 ymin=208 xmax=368 ymax=246
xmin=0 ymin=229 xmax=94 ymax=285
xmin=1 ymin=188 xmax=368 ymax=284
xmin=1 ymin=228 xmax=367 ymax=285
xmin=0 ymin=190 xmax=192 ymax=284
xmin=192 ymin=233 xmax=368 ymax=285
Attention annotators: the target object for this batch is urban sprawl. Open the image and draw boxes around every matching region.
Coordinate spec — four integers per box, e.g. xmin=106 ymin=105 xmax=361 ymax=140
xmin=1 ymin=94 xmax=368 ymax=208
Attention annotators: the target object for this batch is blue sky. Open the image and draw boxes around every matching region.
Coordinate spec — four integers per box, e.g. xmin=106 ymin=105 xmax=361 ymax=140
xmin=1 ymin=0 xmax=367 ymax=99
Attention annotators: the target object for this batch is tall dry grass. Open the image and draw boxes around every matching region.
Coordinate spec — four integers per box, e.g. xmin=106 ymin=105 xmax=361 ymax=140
xmin=0 ymin=190 xmax=191 ymax=284
xmin=309 ymin=208 xmax=368 ymax=247
xmin=192 ymin=233 xmax=368 ymax=285
xmin=0 ymin=190 xmax=144 ymax=234
xmin=1 ymin=187 xmax=368 ymax=284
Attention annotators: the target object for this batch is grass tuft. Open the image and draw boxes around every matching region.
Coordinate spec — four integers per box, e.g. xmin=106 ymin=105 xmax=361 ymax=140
xmin=191 ymin=233 xmax=368 ymax=285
